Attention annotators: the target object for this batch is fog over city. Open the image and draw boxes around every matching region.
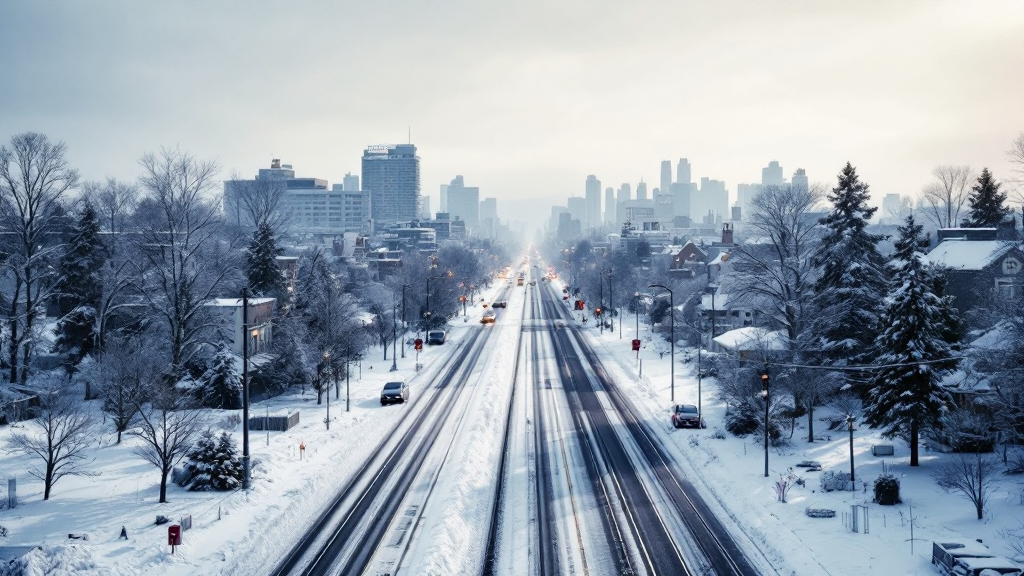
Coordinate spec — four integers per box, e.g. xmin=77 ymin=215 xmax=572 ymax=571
xmin=2 ymin=0 xmax=1023 ymax=226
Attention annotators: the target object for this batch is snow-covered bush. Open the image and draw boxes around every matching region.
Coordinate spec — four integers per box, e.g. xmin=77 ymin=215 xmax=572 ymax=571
xmin=710 ymin=428 xmax=726 ymax=440
xmin=178 ymin=430 xmax=243 ymax=491
xmin=725 ymin=401 xmax=781 ymax=441
xmin=873 ymin=469 xmax=902 ymax=505
xmin=820 ymin=470 xmax=852 ymax=492
xmin=199 ymin=345 xmax=242 ymax=410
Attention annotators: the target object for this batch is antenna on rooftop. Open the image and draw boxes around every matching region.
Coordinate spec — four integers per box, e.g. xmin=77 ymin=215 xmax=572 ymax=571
xmin=408 ymin=126 xmax=411 ymax=144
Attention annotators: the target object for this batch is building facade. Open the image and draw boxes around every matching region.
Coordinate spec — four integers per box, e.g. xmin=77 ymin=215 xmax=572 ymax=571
xmin=363 ymin=144 xmax=420 ymax=229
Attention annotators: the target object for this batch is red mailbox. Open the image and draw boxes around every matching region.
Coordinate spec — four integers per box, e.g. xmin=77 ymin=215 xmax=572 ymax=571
xmin=631 ymin=339 xmax=641 ymax=351
xmin=168 ymin=524 xmax=182 ymax=546
xmin=414 ymin=338 xmax=423 ymax=351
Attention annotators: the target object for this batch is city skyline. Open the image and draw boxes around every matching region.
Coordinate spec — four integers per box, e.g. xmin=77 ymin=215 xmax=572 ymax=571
xmin=2 ymin=1 xmax=1023 ymax=227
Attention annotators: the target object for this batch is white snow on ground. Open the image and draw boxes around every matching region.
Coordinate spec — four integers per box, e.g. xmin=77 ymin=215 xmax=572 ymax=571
xmin=2 ymin=269 xmax=1024 ymax=576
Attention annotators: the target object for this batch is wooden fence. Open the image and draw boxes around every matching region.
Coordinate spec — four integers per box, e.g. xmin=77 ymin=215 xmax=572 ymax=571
xmin=248 ymin=411 xmax=300 ymax=431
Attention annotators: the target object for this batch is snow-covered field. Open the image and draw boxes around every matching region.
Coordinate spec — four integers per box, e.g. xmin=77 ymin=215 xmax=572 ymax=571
xmin=2 ymin=273 xmax=1023 ymax=576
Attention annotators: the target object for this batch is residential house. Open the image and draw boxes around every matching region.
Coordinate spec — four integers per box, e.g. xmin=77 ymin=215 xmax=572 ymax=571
xmin=207 ymin=297 xmax=276 ymax=356
xmin=927 ymin=236 xmax=1024 ymax=316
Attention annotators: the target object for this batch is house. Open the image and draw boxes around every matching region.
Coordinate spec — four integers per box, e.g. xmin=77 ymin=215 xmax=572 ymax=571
xmin=711 ymin=327 xmax=787 ymax=359
xmin=926 ymin=238 xmax=1024 ymax=315
xmin=206 ymin=297 xmax=276 ymax=356
xmin=700 ymin=291 xmax=756 ymax=335
xmin=668 ymin=241 xmax=708 ymax=278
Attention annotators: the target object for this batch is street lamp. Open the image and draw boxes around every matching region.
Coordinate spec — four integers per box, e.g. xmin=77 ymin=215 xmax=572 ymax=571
xmin=649 ymin=284 xmax=674 ymax=403
xmin=241 ymin=288 xmax=251 ymax=490
xmin=400 ymin=284 xmax=410 ymax=358
xmin=390 ymin=302 xmax=398 ymax=371
xmin=847 ymin=414 xmax=856 ymax=483
xmin=634 ymin=292 xmax=640 ymax=336
xmin=425 ymin=275 xmax=441 ymax=331
xmin=324 ymin=352 xmax=331 ymax=430
xmin=761 ymin=367 xmax=770 ymax=477
xmin=607 ymin=268 xmax=614 ymax=335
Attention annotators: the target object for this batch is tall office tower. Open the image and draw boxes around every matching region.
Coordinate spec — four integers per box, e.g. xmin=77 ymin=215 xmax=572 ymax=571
xmin=567 ymin=196 xmax=587 ymax=228
xmin=585 ymin=175 xmax=601 ymax=231
xmin=446 ymin=175 xmax=481 ymax=232
xmin=660 ymin=160 xmax=673 ymax=196
xmin=637 ymin=180 xmax=648 ymax=201
xmin=791 ymin=168 xmax=808 ymax=191
xmin=881 ymin=193 xmax=902 ymax=223
xmin=676 ymin=158 xmax=692 ymax=185
xmin=604 ymin=187 xmax=616 ymax=226
xmin=736 ymin=183 xmax=762 ymax=220
xmin=762 ymin=160 xmax=784 ymax=187
xmin=343 ymin=172 xmax=360 ymax=192
xmin=418 ymin=195 xmax=431 ymax=220
xmin=694 ymin=178 xmax=728 ymax=225
xmin=480 ymin=197 xmax=498 ymax=238
xmin=670 ymin=182 xmax=693 ymax=219
xmin=549 ymin=206 xmax=568 ymax=236
xmin=616 ymin=183 xmax=631 ymax=227
xmin=363 ymin=144 xmax=420 ymax=228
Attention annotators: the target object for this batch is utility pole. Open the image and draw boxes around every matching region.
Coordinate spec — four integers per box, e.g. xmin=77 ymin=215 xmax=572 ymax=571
xmin=241 ymin=288 xmax=250 ymax=490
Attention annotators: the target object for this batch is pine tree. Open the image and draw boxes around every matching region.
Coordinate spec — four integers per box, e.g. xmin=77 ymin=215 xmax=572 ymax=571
xmin=180 ymin=430 xmax=242 ymax=491
xmin=200 ymin=345 xmax=242 ymax=410
xmin=811 ymin=163 xmax=888 ymax=375
xmin=966 ymin=168 xmax=1010 ymax=228
xmin=863 ymin=215 xmax=960 ymax=466
xmin=246 ymin=222 xmax=285 ymax=297
xmin=53 ymin=201 xmax=105 ymax=316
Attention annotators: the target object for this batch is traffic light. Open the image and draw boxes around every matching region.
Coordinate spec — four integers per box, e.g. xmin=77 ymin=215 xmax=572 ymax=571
xmin=575 ymin=300 xmax=584 ymax=310
xmin=414 ymin=338 xmax=423 ymax=351
xmin=594 ymin=307 xmax=602 ymax=316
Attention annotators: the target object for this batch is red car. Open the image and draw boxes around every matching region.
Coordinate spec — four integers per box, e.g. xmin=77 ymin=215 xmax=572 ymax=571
xmin=671 ymin=404 xmax=706 ymax=429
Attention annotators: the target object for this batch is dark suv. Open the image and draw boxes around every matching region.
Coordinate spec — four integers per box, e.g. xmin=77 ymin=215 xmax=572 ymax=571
xmin=671 ymin=404 xmax=705 ymax=429
xmin=427 ymin=330 xmax=446 ymax=344
xmin=381 ymin=381 xmax=409 ymax=405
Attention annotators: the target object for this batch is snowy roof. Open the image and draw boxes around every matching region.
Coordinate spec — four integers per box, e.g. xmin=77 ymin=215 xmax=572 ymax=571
xmin=708 ymin=251 xmax=730 ymax=266
xmin=209 ymin=297 xmax=276 ymax=307
xmin=712 ymin=327 xmax=787 ymax=351
xmin=700 ymin=292 xmax=731 ymax=309
xmin=926 ymin=240 xmax=1016 ymax=271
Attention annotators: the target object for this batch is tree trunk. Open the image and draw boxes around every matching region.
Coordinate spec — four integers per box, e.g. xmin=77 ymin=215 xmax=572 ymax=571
xmin=116 ymin=428 xmax=122 ymax=444
xmin=910 ymin=419 xmax=920 ymax=466
xmin=8 ymin=312 xmax=17 ymax=384
xmin=44 ymin=461 xmax=54 ymax=500
xmin=159 ymin=467 xmax=169 ymax=503
xmin=806 ymin=403 xmax=815 ymax=443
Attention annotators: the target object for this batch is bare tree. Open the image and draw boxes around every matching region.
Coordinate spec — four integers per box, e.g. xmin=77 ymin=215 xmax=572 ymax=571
xmin=921 ymin=165 xmax=976 ymax=229
xmin=96 ymin=336 xmax=161 ymax=443
xmin=86 ymin=177 xmax=139 ymax=243
xmin=933 ymin=451 xmax=999 ymax=520
xmin=9 ymin=394 xmax=94 ymax=500
xmin=227 ymin=171 xmax=291 ymax=234
xmin=131 ymin=388 xmax=205 ymax=503
xmin=0 ymin=133 xmax=80 ymax=383
xmin=135 ymin=148 xmax=235 ymax=379
xmin=1008 ymin=132 xmax=1024 ymax=205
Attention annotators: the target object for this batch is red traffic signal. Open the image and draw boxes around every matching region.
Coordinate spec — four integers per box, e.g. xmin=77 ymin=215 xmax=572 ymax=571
xmin=574 ymin=300 xmax=584 ymax=310
xmin=460 ymin=295 xmax=467 ymax=302
xmin=594 ymin=307 xmax=602 ymax=316
xmin=631 ymin=339 xmax=641 ymax=351
xmin=414 ymin=338 xmax=423 ymax=351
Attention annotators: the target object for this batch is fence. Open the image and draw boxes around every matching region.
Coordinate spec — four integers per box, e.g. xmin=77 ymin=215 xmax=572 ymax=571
xmin=248 ymin=411 xmax=300 ymax=432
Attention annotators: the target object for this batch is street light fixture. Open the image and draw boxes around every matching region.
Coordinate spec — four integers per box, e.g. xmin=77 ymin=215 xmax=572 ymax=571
xmin=324 ymin=352 xmax=331 ymax=430
xmin=241 ymin=288 xmax=251 ymax=490
xmin=847 ymin=414 xmax=856 ymax=483
xmin=649 ymin=284 xmax=674 ymax=403
xmin=761 ymin=367 xmax=770 ymax=477
xmin=390 ymin=301 xmax=398 ymax=372
xmin=400 ymin=284 xmax=410 ymax=358
xmin=425 ymin=275 xmax=442 ymax=331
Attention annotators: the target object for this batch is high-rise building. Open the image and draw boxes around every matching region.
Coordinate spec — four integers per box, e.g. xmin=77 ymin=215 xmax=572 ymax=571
xmin=736 ymin=183 xmax=762 ymax=221
xmin=418 ymin=195 xmax=431 ymax=220
xmin=637 ymin=180 xmax=648 ymax=201
xmin=762 ymin=160 xmax=784 ymax=187
xmin=446 ymin=175 xmax=480 ymax=232
xmin=480 ymin=197 xmax=498 ymax=238
xmin=676 ymin=158 xmax=692 ymax=185
xmin=693 ymin=177 xmax=729 ymax=226
xmin=440 ymin=184 xmax=448 ymax=212
xmin=604 ymin=187 xmax=616 ymax=226
xmin=881 ymin=193 xmax=903 ymax=223
xmin=567 ymin=196 xmax=587 ymax=228
xmin=660 ymin=160 xmax=672 ymax=196
xmin=616 ymin=183 xmax=631 ymax=227
xmin=549 ymin=206 xmax=568 ymax=237
xmin=792 ymin=168 xmax=808 ymax=191
xmin=585 ymin=175 xmax=601 ymax=231
xmin=670 ymin=182 xmax=694 ymax=219
xmin=363 ymin=144 xmax=420 ymax=228
xmin=343 ymin=172 xmax=360 ymax=192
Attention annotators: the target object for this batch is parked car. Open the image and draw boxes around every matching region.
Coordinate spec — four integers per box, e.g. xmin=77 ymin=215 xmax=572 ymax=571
xmin=492 ymin=301 xmax=507 ymax=308
xmin=480 ymin=310 xmax=496 ymax=324
xmin=426 ymin=330 xmax=446 ymax=344
xmin=671 ymin=404 xmax=706 ymax=428
xmin=380 ymin=381 xmax=409 ymax=405
xmin=951 ymin=556 xmax=1022 ymax=576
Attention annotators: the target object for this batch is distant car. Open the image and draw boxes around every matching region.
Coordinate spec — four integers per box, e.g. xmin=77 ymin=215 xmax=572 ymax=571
xmin=671 ymin=404 xmax=705 ymax=429
xmin=529 ymin=280 xmax=536 ymax=286
xmin=480 ymin=310 xmax=496 ymax=324
xmin=492 ymin=301 xmax=507 ymax=308
xmin=426 ymin=330 xmax=446 ymax=345
xmin=381 ymin=381 xmax=409 ymax=405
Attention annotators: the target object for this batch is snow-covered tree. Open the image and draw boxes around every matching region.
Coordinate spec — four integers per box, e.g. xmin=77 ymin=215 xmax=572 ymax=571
xmin=921 ymin=164 xmax=975 ymax=228
xmin=199 ymin=345 xmax=242 ymax=410
xmin=180 ymin=430 xmax=243 ymax=491
xmin=811 ymin=163 xmax=888 ymax=391
xmin=864 ymin=215 xmax=961 ymax=466
xmin=966 ymin=168 xmax=1011 ymax=228
xmin=245 ymin=222 xmax=285 ymax=298
xmin=53 ymin=201 xmax=104 ymax=316
xmin=0 ymin=132 xmax=79 ymax=384
xmin=131 ymin=387 xmax=206 ymax=503
xmin=9 ymin=393 xmax=94 ymax=500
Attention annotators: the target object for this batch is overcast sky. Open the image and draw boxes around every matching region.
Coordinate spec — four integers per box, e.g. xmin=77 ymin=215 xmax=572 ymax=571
xmin=2 ymin=0 xmax=1023 ymax=225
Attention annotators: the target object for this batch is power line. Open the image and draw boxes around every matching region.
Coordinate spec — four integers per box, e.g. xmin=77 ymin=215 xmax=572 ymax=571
xmin=765 ymin=356 xmax=967 ymax=372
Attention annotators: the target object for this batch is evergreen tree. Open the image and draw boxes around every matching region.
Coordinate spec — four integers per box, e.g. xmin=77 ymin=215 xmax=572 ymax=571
xmin=200 ymin=345 xmax=242 ymax=409
xmin=864 ymin=215 xmax=960 ymax=466
xmin=180 ymin=430 xmax=243 ymax=491
xmin=811 ymin=163 xmax=888 ymax=376
xmin=246 ymin=222 xmax=285 ymax=297
xmin=53 ymin=201 xmax=105 ymax=316
xmin=966 ymin=168 xmax=1010 ymax=228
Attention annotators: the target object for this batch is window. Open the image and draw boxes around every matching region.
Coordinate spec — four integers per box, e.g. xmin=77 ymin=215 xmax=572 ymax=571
xmin=995 ymin=278 xmax=1022 ymax=299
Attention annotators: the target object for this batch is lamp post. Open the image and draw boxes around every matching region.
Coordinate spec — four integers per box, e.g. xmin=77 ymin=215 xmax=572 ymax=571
xmin=649 ymin=284 xmax=674 ymax=403
xmin=390 ymin=302 xmax=398 ymax=371
xmin=400 ymin=284 xmax=410 ymax=358
xmin=345 ymin=349 xmax=351 ymax=412
xmin=241 ymin=288 xmax=251 ymax=490
xmin=634 ymin=292 xmax=640 ymax=337
xmin=761 ymin=367 xmax=770 ymax=477
xmin=425 ymin=275 xmax=441 ymax=331
xmin=608 ymin=268 xmax=614 ymax=335
xmin=599 ymin=271 xmax=604 ymax=334
xmin=324 ymin=352 xmax=331 ymax=430
xmin=847 ymin=414 xmax=856 ymax=482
